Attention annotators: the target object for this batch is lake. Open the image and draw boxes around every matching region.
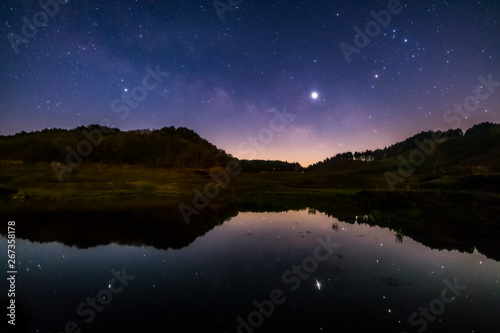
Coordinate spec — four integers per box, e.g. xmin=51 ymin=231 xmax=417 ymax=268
xmin=1 ymin=209 xmax=499 ymax=332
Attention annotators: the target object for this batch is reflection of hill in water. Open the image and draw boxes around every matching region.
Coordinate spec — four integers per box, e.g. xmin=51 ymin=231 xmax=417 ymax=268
xmin=315 ymin=190 xmax=500 ymax=262
xmin=1 ymin=191 xmax=499 ymax=261
xmin=0 ymin=201 xmax=240 ymax=251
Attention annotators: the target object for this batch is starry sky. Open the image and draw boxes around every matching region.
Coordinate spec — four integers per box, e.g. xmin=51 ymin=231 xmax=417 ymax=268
xmin=1 ymin=0 xmax=499 ymax=166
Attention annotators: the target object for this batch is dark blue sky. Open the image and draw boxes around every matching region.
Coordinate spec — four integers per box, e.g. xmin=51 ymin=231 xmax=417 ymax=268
xmin=1 ymin=0 xmax=499 ymax=165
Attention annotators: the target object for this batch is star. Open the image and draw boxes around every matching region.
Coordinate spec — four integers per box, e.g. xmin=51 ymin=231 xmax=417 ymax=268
xmin=0 ymin=0 xmax=498 ymax=168
xmin=315 ymin=279 xmax=321 ymax=290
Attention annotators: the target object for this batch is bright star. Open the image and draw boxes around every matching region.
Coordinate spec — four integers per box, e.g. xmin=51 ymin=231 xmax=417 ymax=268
xmin=311 ymin=92 xmax=319 ymax=100
xmin=124 ymin=88 xmax=128 ymax=92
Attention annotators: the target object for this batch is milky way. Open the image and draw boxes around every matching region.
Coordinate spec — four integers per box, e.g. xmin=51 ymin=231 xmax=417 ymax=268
xmin=1 ymin=0 xmax=499 ymax=166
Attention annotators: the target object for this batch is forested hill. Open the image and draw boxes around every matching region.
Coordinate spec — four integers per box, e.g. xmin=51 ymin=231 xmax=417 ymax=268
xmin=308 ymin=122 xmax=500 ymax=170
xmin=0 ymin=125 xmax=232 ymax=169
xmin=1 ymin=122 xmax=499 ymax=172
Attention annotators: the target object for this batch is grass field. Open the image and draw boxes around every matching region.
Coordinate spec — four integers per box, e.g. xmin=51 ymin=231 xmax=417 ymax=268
xmin=0 ymin=162 xmax=208 ymax=200
xmin=0 ymin=159 xmax=411 ymax=204
xmin=1 ymin=152 xmax=499 ymax=204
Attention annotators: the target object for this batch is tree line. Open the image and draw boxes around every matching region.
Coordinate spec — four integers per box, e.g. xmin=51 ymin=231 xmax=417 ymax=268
xmin=238 ymin=159 xmax=303 ymax=173
xmin=2 ymin=122 xmax=497 ymax=171
xmin=0 ymin=125 xmax=232 ymax=169
xmin=308 ymin=122 xmax=498 ymax=170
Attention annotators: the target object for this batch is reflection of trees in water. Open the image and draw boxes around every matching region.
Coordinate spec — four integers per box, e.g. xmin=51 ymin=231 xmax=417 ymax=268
xmin=2 ymin=194 xmax=499 ymax=262
xmin=321 ymin=205 xmax=499 ymax=262
xmin=0 ymin=202 xmax=240 ymax=252
xmin=395 ymin=228 xmax=405 ymax=243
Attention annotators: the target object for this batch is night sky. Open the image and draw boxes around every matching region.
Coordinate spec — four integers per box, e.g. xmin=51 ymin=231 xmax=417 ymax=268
xmin=1 ymin=0 xmax=499 ymax=166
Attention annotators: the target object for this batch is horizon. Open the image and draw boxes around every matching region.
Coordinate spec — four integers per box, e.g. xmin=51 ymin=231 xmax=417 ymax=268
xmin=2 ymin=120 xmax=496 ymax=168
xmin=1 ymin=1 xmax=499 ymax=167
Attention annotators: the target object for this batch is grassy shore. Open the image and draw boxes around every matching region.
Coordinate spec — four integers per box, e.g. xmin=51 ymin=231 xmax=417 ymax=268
xmin=1 ymin=158 xmax=499 ymax=204
xmin=1 ymin=160 xmax=499 ymax=261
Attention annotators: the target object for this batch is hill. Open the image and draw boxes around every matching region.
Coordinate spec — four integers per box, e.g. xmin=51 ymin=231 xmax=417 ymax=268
xmin=301 ymin=122 xmax=500 ymax=192
xmin=0 ymin=125 xmax=232 ymax=169
xmin=0 ymin=122 xmax=499 ymax=198
xmin=308 ymin=122 xmax=499 ymax=169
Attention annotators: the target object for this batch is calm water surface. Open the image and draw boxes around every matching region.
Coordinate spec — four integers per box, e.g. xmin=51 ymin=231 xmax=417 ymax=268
xmin=1 ymin=210 xmax=499 ymax=332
